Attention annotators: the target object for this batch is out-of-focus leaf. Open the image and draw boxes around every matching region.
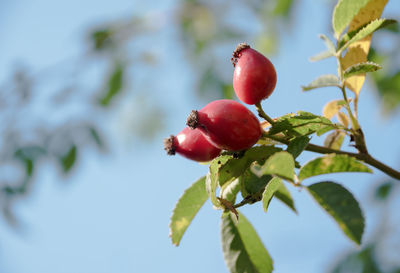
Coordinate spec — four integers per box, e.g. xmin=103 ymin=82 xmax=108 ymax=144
xmin=374 ymin=71 xmax=400 ymax=113
xmin=88 ymin=126 xmax=104 ymax=149
xmin=299 ymin=154 xmax=372 ymax=181
xmin=332 ymin=0 xmax=371 ymax=39
xmin=221 ymin=212 xmax=273 ymax=273
xmin=330 ymin=246 xmax=382 ymax=273
xmin=14 ymin=145 xmax=46 ymax=160
xmin=60 ymin=145 xmax=77 ymax=173
xmin=24 ymin=158 xmax=34 ymax=177
xmin=222 ymin=84 xmax=235 ymax=100
xmin=343 ymin=61 xmax=382 ymax=79
xmin=273 ymin=0 xmax=293 ymax=17
xmin=302 ymin=74 xmax=340 ymax=91
xmin=91 ymin=28 xmax=113 ymax=50
xmin=99 ymin=63 xmax=124 ymax=106
xmin=169 ymin=176 xmax=208 ymax=246
xmin=307 ymin=181 xmax=365 ymax=245
xmin=374 ymin=181 xmax=394 ymax=201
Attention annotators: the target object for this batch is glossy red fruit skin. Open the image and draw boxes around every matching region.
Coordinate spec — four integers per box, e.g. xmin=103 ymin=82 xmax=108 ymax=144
xmin=187 ymin=99 xmax=262 ymax=151
xmin=233 ymin=47 xmax=277 ymax=105
xmin=165 ymin=127 xmax=221 ymax=162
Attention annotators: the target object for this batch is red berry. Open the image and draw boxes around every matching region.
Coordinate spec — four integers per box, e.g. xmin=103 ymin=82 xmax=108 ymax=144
xmin=186 ymin=99 xmax=262 ymax=151
xmin=164 ymin=127 xmax=221 ymax=162
xmin=232 ymin=43 xmax=277 ymax=105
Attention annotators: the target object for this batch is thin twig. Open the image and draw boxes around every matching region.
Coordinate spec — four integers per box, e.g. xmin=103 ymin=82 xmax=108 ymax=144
xmin=265 ymin=135 xmax=400 ymax=181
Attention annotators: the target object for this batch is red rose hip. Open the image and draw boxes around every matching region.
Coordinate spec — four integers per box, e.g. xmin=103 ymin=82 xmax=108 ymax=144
xmin=164 ymin=127 xmax=221 ymax=162
xmin=186 ymin=99 xmax=262 ymax=151
xmin=232 ymin=43 xmax=277 ymax=105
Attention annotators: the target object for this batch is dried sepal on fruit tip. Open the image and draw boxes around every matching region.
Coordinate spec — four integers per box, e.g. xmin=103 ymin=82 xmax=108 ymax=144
xmin=186 ymin=110 xmax=199 ymax=129
xmin=163 ymin=135 xmax=176 ymax=155
xmin=231 ymin=42 xmax=250 ymax=67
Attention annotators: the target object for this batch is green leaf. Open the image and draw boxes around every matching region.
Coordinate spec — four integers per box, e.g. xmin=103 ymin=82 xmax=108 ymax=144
xmin=307 ymin=181 xmax=365 ymax=245
xmin=302 ymin=74 xmax=340 ymax=91
xmin=287 ymin=136 xmax=310 ymax=159
xmin=60 ymin=145 xmax=77 ymax=173
xmin=256 ymin=151 xmax=295 ymax=182
xmin=310 ymin=34 xmax=337 ymax=62
xmin=169 ymin=177 xmax=208 ymax=246
xmin=298 ymin=154 xmax=372 ymax=181
xmin=332 ymin=0 xmax=371 ymax=39
xmin=268 ymin=111 xmax=335 ymax=137
xmin=343 ymin=61 xmax=382 ymax=79
xmin=218 ymin=146 xmax=282 ymax=187
xmin=309 ymin=51 xmax=335 ymax=62
xmin=221 ymin=179 xmax=241 ymax=203
xmin=240 ymin=169 xmax=272 ymax=199
xmin=324 ymin=131 xmax=346 ymax=150
xmin=262 ymin=178 xmax=297 ymax=213
xmin=319 ymin=34 xmax=336 ymax=53
xmin=274 ymin=183 xmax=297 ymax=213
xmin=206 ymin=155 xmax=231 ymax=208
xmin=99 ymin=63 xmax=124 ymax=106
xmin=338 ymin=19 xmax=397 ymax=53
xmin=262 ymin=177 xmax=282 ymax=213
xmin=339 ymin=19 xmax=397 ymax=49
xmin=221 ymin=212 xmax=273 ymax=273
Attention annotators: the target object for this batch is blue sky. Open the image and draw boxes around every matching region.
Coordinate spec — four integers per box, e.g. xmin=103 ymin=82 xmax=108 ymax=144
xmin=0 ymin=0 xmax=399 ymax=273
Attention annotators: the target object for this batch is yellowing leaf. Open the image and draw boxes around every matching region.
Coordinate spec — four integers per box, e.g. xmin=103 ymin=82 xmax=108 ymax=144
xmin=322 ymin=99 xmax=348 ymax=119
xmin=332 ymin=0 xmax=371 ymax=39
xmin=337 ymin=112 xmax=349 ymax=128
xmin=323 ymin=131 xmax=346 ymax=150
xmin=340 ymin=0 xmax=388 ymax=95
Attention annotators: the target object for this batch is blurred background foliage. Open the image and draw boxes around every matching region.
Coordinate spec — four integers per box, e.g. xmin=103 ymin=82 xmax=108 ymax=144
xmin=329 ymin=180 xmax=400 ymax=273
xmin=0 ymin=0 xmax=399 ymax=271
xmin=0 ymin=0 xmax=297 ymax=226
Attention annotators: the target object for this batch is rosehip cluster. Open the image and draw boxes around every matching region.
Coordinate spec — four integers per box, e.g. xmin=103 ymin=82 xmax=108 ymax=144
xmin=164 ymin=43 xmax=277 ymax=162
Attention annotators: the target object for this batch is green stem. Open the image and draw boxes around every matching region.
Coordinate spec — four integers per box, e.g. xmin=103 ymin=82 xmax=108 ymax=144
xmin=336 ymin=55 xmax=369 ymax=154
xmin=255 ymin=102 xmax=275 ymax=126
xmin=340 ymin=85 xmax=360 ymax=130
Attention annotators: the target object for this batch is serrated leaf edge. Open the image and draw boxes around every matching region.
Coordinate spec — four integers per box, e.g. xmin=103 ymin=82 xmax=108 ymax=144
xmin=343 ymin=61 xmax=382 ymax=79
